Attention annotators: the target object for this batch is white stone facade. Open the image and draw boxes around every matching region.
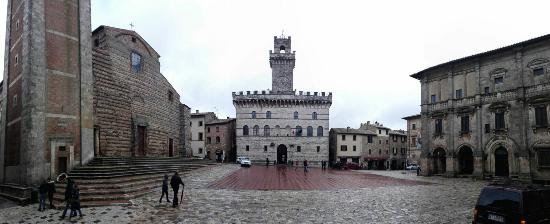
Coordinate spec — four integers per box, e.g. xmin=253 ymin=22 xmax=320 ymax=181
xmin=233 ymin=36 xmax=332 ymax=166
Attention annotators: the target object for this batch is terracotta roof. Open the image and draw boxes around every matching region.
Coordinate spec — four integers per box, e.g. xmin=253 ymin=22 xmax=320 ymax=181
xmin=411 ymin=33 xmax=550 ymax=79
xmin=206 ymin=118 xmax=236 ymax=125
xmin=402 ymin=114 xmax=421 ymax=120
xmin=331 ymin=128 xmax=377 ymax=135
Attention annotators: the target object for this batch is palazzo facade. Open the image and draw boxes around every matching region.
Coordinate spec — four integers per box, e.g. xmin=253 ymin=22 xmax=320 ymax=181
xmin=233 ymin=36 xmax=332 ymax=166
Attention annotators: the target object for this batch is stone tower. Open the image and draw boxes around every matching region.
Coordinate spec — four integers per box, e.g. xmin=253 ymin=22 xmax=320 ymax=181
xmin=0 ymin=0 xmax=93 ymax=186
xmin=270 ymin=36 xmax=295 ymax=94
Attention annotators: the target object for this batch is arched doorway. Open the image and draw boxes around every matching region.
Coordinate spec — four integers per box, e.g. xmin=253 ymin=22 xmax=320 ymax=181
xmin=458 ymin=146 xmax=474 ymax=175
xmin=494 ymin=147 xmax=509 ymax=177
xmin=277 ymin=145 xmax=287 ymax=164
xmin=433 ymin=148 xmax=446 ymax=174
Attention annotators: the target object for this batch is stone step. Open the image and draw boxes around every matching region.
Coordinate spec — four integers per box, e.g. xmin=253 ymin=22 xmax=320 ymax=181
xmin=67 ymin=167 xmax=202 ymax=179
xmin=70 ymin=164 xmax=207 ymax=172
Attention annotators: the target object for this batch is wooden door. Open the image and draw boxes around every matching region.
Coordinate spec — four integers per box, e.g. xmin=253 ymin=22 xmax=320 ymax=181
xmin=138 ymin=126 xmax=146 ymax=156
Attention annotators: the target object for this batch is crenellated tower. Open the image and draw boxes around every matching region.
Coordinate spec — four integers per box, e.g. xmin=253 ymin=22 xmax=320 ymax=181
xmin=270 ymin=36 xmax=295 ymax=94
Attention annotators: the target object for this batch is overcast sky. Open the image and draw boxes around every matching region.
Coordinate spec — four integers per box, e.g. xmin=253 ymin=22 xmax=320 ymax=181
xmin=2 ymin=0 xmax=550 ymax=130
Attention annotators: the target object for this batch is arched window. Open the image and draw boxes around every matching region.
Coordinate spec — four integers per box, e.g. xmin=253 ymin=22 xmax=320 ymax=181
xmin=264 ymin=125 xmax=270 ymax=136
xmin=294 ymin=111 xmax=299 ymax=119
xmin=317 ymin=126 xmax=324 ymax=136
xmin=266 ymin=111 xmax=272 ymax=119
xmin=216 ymin=136 xmax=220 ymax=143
xmin=296 ymin=126 xmax=302 ymax=136
xmin=242 ymin=125 xmax=249 ymax=136
xmin=275 ymin=125 xmax=280 ymax=136
xmin=253 ymin=125 xmax=260 ymax=136
xmin=251 ymin=111 xmax=256 ymax=119
xmin=307 ymin=126 xmax=313 ymax=137
xmin=312 ymin=112 xmax=318 ymax=120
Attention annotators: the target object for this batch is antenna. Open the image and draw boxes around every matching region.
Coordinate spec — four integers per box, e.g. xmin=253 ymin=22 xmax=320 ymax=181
xmin=280 ymin=29 xmax=285 ymax=38
xmin=129 ymin=22 xmax=135 ymax=31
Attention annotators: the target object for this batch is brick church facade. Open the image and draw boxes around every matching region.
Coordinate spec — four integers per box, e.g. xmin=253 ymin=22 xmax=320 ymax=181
xmin=0 ymin=0 xmax=191 ymax=189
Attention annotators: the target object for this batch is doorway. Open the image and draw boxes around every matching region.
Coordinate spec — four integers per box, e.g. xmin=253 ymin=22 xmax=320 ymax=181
xmin=494 ymin=147 xmax=509 ymax=177
xmin=137 ymin=126 xmax=146 ymax=156
xmin=458 ymin=146 xmax=474 ymax=174
xmin=433 ymin=148 xmax=446 ymax=174
xmin=168 ymin=138 xmax=174 ymax=157
xmin=57 ymin=157 xmax=67 ymax=174
xmin=277 ymin=144 xmax=287 ymax=164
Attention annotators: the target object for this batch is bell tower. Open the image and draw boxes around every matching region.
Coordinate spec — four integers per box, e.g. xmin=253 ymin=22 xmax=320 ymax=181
xmin=270 ymin=35 xmax=295 ymax=94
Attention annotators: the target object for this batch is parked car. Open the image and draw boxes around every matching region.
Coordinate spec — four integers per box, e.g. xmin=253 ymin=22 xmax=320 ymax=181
xmin=473 ymin=184 xmax=550 ymax=224
xmin=406 ymin=164 xmax=420 ymax=170
xmin=237 ymin=157 xmax=251 ymax=167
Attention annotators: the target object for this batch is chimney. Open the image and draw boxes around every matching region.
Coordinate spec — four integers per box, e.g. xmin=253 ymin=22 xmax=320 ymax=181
xmin=227 ymin=117 xmax=229 ymax=119
xmin=347 ymin=127 xmax=350 ymax=131
xmin=367 ymin=121 xmax=370 ymax=125
xmin=196 ymin=110 xmax=199 ymax=113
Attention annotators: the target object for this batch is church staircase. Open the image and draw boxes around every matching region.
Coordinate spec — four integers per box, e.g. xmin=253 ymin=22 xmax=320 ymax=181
xmin=53 ymin=157 xmax=217 ymax=207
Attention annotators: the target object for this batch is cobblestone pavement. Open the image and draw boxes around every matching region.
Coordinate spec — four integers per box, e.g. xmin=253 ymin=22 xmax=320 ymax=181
xmin=0 ymin=165 xmax=488 ymax=224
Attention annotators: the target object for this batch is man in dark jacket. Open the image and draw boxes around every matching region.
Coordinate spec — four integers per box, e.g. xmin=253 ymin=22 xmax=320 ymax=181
xmin=60 ymin=178 xmax=74 ymax=219
xmin=170 ymin=171 xmax=184 ymax=207
xmin=47 ymin=178 xmax=56 ymax=209
xmin=38 ymin=180 xmax=48 ymax=211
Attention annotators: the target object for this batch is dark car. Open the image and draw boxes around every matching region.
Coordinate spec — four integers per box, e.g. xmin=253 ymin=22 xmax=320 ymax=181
xmin=473 ymin=184 xmax=550 ymax=224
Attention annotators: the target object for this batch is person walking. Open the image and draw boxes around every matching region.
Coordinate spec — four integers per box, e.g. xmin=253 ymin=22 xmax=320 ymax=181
xmin=59 ymin=178 xmax=74 ymax=220
xmin=69 ymin=183 xmax=82 ymax=220
xmin=266 ymin=158 xmax=269 ymax=167
xmin=38 ymin=179 xmax=48 ymax=211
xmin=303 ymin=160 xmax=309 ymax=173
xmin=47 ymin=178 xmax=56 ymax=209
xmin=170 ymin=171 xmax=185 ymax=207
xmin=159 ymin=174 xmax=171 ymax=203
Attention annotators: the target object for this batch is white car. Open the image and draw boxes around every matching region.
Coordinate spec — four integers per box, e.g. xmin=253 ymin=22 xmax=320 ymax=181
xmin=237 ymin=157 xmax=251 ymax=167
xmin=406 ymin=164 xmax=420 ymax=170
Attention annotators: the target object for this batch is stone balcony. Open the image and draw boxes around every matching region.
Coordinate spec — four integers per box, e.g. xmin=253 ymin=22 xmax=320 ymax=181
xmin=423 ymin=82 xmax=549 ymax=113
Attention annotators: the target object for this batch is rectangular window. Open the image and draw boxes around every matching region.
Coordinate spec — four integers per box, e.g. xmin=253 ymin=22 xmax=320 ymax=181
xmin=207 ymin=127 xmax=210 ymax=133
xmin=198 ymin=148 xmax=203 ymax=154
xmin=264 ymin=146 xmax=267 ymax=152
xmin=533 ymin=67 xmax=545 ymax=76
xmin=535 ymin=106 xmax=548 ymax=127
xmin=461 ymin=115 xmax=470 ymax=133
xmin=494 ymin=76 xmax=504 ymax=84
xmin=431 ymin=95 xmax=437 ymax=103
xmin=199 ymin=121 xmax=203 ymax=126
xmin=340 ymin=145 xmax=347 ymax=151
xmin=412 ymin=137 xmax=416 ymax=146
xmin=412 ymin=124 xmax=416 ymax=130
xmin=538 ymin=149 xmax=550 ymax=167
xmin=435 ymin=119 xmax=443 ymax=135
xmin=485 ymin=123 xmax=490 ymax=134
xmin=353 ymin=135 xmax=356 ymax=141
xmin=484 ymin=87 xmax=490 ymax=95
xmin=190 ymin=122 xmax=192 ymax=127
xmin=168 ymin=91 xmax=173 ymax=102
xmin=455 ymin=89 xmax=463 ymax=99
xmin=386 ymin=130 xmax=389 ymax=135
xmin=367 ymin=135 xmax=373 ymax=143
xmin=246 ymin=145 xmax=249 ymax=151
xmin=353 ymin=145 xmax=356 ymax=151
xmin=341 ymin=135 xmax=346 ymax=141
xmin=495 ymin=112 xmax=505 ymax=130
xmin=386 ymin=140 xmax=388 ymax=144
xmin=216 ymin=126 xmax=220 ymax=132
xmin=378 ymin=130 xmax=381 ymax=134
xmin=131 ymin=52 xmax=142 ymax=73
xmin=198 ymin=132 xmax=203 ymax=141
xmin=369 ymin=149 xmax=371 ymax=154
xmin=297 ymin=146 xmax=301 ymax=152
xmin=206 ymin=137 xmax=211 ymax=144
xmin=317 ymin=146 xmax=320 ymax=153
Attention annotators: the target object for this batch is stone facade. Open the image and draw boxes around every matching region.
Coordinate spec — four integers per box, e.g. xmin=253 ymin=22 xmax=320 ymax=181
xmin=233 ymin=36 xmax=332 ymax=166
xmin=0 ymin=0 xmax=94 ymax=185
xmin=180 ymin=104 xmax=191 ymax=157
xmin=329 ymin=128 xmax=377 ymax=165
xmin=411 ymin=34 xmax=550 ymax=183
xmin=403 ymin=114 xmax=422 ymax=165
xmin=205 ymin=118 xmax=236 ymax=162
xmin=190 ymin=111 xmax=217 ymax=158
xmin=330 ymin=122 xmax=407 ymax=170
xmin=92 ymin=26 xmax=184 ymax=158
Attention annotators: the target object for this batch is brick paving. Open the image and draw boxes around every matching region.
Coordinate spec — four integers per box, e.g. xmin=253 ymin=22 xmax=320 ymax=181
xmin=209 ymin=165 xmax=429 ymax=190
xmin=0 ymin=164 xmax=488 ymax=223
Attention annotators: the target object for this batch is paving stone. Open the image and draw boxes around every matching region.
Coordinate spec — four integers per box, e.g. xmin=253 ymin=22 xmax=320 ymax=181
xmin=0 ymin=165 xmax=486 ymax=223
